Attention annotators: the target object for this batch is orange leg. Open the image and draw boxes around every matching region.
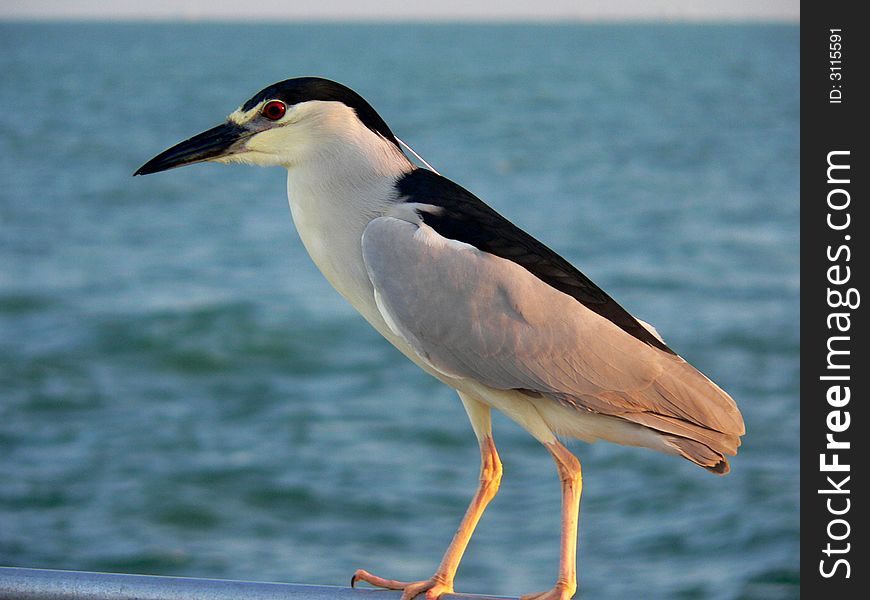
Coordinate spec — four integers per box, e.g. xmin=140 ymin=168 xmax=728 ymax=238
xmin=520 ymin=441 xmax=582 ymax=600
xmin=352 ymin=435 xmax=503 ymax=600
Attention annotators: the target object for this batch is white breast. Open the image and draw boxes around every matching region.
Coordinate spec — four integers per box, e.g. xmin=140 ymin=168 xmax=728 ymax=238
xmin=288 ymin=174 xmax=383 ymax=318
xmin=283 ymin=123 xmax=412 ymax=335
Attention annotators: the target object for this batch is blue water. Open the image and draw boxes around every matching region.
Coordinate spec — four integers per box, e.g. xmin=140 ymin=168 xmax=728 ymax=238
xmin=1 ymin=23 xmax=798 ymax=599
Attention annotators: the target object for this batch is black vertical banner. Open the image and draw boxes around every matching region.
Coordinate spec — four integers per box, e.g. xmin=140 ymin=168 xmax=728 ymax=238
xmin=802 ymin=4 xmax=866 ymax=598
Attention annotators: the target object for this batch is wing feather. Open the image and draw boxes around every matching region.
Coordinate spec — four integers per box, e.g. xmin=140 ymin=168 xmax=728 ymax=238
xmin=362 ymin=214 xmax=744 ymax=462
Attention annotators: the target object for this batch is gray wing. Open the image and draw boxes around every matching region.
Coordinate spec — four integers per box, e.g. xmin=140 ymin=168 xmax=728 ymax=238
xmin=361 ymin=216 xmax=744 ymax=463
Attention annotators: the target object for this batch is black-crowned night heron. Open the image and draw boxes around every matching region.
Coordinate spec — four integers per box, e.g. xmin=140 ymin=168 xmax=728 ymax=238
xmin=135 ymin=77 xmax=744 ymax=600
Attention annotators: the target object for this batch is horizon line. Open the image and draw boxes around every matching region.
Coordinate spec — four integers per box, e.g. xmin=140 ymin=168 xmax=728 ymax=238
xmin=0 ymin=15 xmax=801 ymax=24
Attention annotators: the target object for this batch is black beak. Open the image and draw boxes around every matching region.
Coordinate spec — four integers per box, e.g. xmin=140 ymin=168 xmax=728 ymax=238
xmin=134 ymin=122 xmax=249 ymax=176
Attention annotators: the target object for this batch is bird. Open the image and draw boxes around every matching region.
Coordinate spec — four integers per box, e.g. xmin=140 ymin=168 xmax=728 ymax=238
xmin=135 ymin=76 xmax=744 ymax=600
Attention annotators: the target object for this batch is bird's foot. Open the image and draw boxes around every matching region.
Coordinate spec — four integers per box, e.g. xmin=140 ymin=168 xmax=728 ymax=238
xmin=352 ymin=569 xmax=454 ymax=600
xmin=520 ymin=581 xmax=577 ymax=600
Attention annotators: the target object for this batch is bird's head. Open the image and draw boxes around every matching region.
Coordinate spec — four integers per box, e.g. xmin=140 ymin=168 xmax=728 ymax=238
xmin=135 ymin=77 xmax=404 ymax=175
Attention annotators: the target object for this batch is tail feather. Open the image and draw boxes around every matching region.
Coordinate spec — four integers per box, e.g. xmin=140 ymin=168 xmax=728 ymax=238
xmin=628 ymin=411 xmax=741 ymax=455
xmin=664 ymin=435 xmax=730 ymax=475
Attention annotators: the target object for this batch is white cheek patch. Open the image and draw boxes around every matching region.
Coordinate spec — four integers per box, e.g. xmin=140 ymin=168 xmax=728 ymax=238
xmin=245 ymin=126 xmax=291 ymax=151
xmin=231 ymin=126 xmax=298 ymax=167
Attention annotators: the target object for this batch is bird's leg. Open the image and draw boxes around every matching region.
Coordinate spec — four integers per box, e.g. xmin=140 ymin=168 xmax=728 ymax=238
xmin=353 ymin=401 xmax=502 ymax=600
xmin=520 ymin=441 xmax=582 ymax=600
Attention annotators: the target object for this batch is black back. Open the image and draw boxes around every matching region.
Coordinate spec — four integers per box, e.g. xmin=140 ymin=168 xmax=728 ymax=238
xmin=397 ymin=169 xmax=676 ymax=355
xmin=242 ymin=77 xmax=399 ymax=147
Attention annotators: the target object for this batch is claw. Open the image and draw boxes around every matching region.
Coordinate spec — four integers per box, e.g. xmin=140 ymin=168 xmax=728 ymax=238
xmin=519 ymin=582 xmax=576 ymax=600
xmin=351 ymin=569 xmax=453 ymax=600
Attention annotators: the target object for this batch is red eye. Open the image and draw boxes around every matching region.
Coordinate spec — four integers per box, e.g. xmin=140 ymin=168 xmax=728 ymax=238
xmin=262 ymin=100 xmax=287 ymax=121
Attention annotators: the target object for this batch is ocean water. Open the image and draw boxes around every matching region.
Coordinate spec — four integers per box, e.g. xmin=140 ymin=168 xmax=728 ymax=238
xmin=0 ymin=23 xmax=798 ymax=599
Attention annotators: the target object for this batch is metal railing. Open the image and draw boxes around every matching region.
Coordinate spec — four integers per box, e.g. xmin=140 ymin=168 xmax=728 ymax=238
xmin=0 ymin=567 xmax=510 ymax=600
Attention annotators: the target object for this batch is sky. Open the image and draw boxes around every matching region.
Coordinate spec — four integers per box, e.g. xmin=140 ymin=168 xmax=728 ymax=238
xmin=1 ymin=0 xmax=799 ymax=22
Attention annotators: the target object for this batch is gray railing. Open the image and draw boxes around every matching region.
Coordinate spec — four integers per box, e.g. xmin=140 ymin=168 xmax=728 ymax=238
xmin=0 ymin=567 xmax=511 ymax=600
